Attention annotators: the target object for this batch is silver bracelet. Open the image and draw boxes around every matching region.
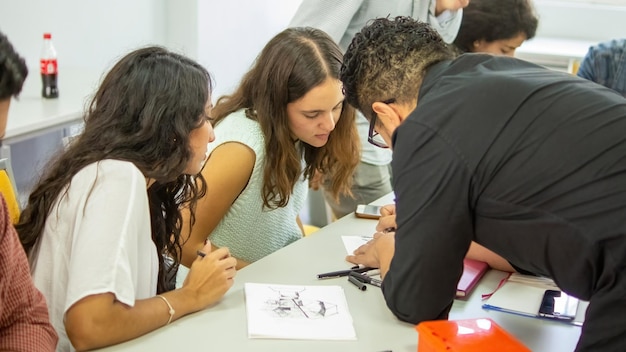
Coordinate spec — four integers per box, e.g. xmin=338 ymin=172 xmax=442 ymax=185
xmin=156 ymin=295 xmax=175 ymax=325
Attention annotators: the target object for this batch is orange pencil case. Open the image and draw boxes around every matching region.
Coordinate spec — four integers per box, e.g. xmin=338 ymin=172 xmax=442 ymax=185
xmin=416 ymin=318 xmax=531 ymax=352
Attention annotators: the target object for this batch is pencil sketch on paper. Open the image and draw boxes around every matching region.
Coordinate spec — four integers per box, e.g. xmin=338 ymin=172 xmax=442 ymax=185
xmin=264 ymin=286 xmax=339 ymax=319
xmin=245 ymin=283 xmax=357 ymax=340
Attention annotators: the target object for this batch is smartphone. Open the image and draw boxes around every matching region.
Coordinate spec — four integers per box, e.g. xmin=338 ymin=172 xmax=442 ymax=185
xmin=355 ymin=204 xmax=382 ymax=219
xmin=538 ymin=289 xmax=579 ymax=321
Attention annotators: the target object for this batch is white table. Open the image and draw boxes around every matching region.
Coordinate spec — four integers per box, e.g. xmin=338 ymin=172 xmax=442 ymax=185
xmin=97 ymin=196 xmax=582 ymax=352
xmin=5 ymin=68 xmax=100 ymax=145
xmin=3 ymin=68 xmax=101 ymax=201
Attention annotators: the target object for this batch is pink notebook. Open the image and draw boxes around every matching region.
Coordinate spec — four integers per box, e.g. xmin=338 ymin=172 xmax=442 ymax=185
xmin=456 ymin=259 xmax=489 ymax=298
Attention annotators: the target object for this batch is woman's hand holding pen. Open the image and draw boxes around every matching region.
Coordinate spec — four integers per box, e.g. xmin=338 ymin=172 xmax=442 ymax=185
xmin=376 ymin=203 xmax=397 ymax=233
xmin=182 ymin=240 xmax=237 ymax=310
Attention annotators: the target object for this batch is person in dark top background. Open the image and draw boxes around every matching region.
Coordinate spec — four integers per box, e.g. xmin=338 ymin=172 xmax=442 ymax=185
xmin=340 ymin=16 xmax=626 ymax=352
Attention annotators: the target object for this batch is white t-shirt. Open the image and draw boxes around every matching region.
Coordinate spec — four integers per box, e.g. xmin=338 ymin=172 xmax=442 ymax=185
xmin=30 ymin=160 xmax=158 ymax=352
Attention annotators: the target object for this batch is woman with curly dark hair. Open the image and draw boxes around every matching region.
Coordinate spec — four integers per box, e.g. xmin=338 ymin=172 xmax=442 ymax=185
xmin=17 ymin=46 xmax=237 ymax=351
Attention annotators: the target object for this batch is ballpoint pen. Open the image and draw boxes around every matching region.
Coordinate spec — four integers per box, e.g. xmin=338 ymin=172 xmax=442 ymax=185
xmin=349 ymin=271 xmax=382 ymax=287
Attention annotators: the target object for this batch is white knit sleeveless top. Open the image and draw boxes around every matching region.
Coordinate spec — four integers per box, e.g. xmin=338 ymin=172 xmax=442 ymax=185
xmin=206 ymin=109 xmax=307 ymax=263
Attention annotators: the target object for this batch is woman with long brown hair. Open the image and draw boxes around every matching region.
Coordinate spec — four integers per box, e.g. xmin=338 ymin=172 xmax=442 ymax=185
xmin=176 ymin=27 xmax=359 ymax=284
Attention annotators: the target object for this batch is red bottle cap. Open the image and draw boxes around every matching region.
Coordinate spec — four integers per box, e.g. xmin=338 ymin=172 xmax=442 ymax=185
xmin=43 ymin=33 xmax=52 ymax=39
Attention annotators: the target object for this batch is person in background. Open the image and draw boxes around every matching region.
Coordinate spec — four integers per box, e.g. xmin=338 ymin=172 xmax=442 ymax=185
xmin=452 ymin=0 xmax=538 ymax=57
xmin=176 ymin=27 xmax=359 ymax=285
xmin=0 ymin=29 xmax=58 ymax=352
xmin=577 ymin=38 xmax=626 ymax=96
xmin=16 ymin=47 xmax=237 ymax=351
xmin=341 ymin=17 xmax=626 ymax=351
xmin=289 ymin=0 xmax=470 ymax=219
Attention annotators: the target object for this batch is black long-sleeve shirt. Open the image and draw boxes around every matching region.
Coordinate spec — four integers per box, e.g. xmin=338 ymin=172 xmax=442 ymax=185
xmin=384 ymin=54 xmax=626 ymax=324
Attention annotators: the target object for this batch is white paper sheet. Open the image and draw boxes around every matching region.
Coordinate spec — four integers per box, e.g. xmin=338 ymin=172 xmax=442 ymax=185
xmin=341 ymin=235 xmax=372 ymax=255
xmin=244 ymin=283 xmax=357 ymax=340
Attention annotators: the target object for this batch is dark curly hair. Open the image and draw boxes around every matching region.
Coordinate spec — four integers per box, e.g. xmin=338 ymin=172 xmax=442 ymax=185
xmin=0 ymin=30 xmax=28 ymax=100
xmin=453 ymin=0 xmax=538 ymax=53
xmin=17 ymin=46 xmax=211 ymax=293
xmin=340 ymin=16 xmax=453 ymax=122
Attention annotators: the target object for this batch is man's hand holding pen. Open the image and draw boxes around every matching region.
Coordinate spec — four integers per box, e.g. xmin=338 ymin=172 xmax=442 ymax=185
xmin=376 ymin=203 xmax=397 ymax=233
xmin=345 ymin=203 xmax=398 ymax=281
xmin=316 ymin=203 xmax=396 ymax=290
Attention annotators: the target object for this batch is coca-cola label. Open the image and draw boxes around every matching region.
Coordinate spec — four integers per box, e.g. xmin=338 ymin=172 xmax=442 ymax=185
xmin=40 ymin=59 xmax=58 ymax=75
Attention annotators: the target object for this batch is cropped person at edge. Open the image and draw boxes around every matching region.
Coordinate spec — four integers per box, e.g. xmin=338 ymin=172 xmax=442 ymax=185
xmin=0 ymin=29 xmax=58 ymax=352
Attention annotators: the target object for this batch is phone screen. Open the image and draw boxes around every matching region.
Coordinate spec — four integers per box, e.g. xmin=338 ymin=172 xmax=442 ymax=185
xmin=538 ymin=289 xmax=579 ymax=321
xmin=355 ymin=204 xmax=382 ymax=219
xmin=362 ymin=205 xmax=381 ymax=214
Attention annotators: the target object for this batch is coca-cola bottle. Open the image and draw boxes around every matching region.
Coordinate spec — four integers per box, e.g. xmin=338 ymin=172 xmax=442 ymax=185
xmin=40 ymin=33 xmax=59 ymax=98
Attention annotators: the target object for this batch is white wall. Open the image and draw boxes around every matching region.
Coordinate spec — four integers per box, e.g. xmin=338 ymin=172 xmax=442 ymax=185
xmin=3 ymin=0 xmax=624 ymax=99
xmin=164 ymin=0 xmax=199 ymax=59
xmin=164 ymin=0 xmax=626 ymax=100
xmin=0 ymin=0 xmax=167 ymax=74
xmin=166 ymin=0 xmax=302 ymax=98
xmin=0 ymin=0 xmax=169 ymax=201
xmin=534 ymin=0 xmax=626 ymax=42
xmin=4 ymin=0 xmax=623 ymax=103
xmin=200 ymin=0 xmax=303 ymax=98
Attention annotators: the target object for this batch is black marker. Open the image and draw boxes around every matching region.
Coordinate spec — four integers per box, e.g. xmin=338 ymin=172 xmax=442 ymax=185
xmin=317 ymin=265 xmax=375 ymax=279
xmin=348 ymin=275 xmax=367 ymax=291
xmin=349 ymin=271 xmax=382 ymax=287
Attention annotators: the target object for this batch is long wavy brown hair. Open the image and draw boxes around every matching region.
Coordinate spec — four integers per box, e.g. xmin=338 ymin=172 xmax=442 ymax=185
xmin=212 ymin=27 xmax=359 ymax=208
xmin=16 ymin=46 xmax=211 ymax=293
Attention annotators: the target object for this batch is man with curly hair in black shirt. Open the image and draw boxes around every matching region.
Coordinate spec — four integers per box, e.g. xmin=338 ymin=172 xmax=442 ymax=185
xmin=341 ymin=16 xmax=626 ymax=352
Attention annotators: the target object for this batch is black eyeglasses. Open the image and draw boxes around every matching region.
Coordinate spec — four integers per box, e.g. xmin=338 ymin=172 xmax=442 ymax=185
xmin=367 ymin=98 xmax=395 ymax=149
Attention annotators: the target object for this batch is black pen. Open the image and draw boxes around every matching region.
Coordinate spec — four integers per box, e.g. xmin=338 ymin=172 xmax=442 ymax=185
xmin=348 ymin=275 xmax=367 ymax=291
xmin=349 ymin=271 xmax=382 ymax=287
xmin=317 ymin=265 xmax=375 ymax=279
